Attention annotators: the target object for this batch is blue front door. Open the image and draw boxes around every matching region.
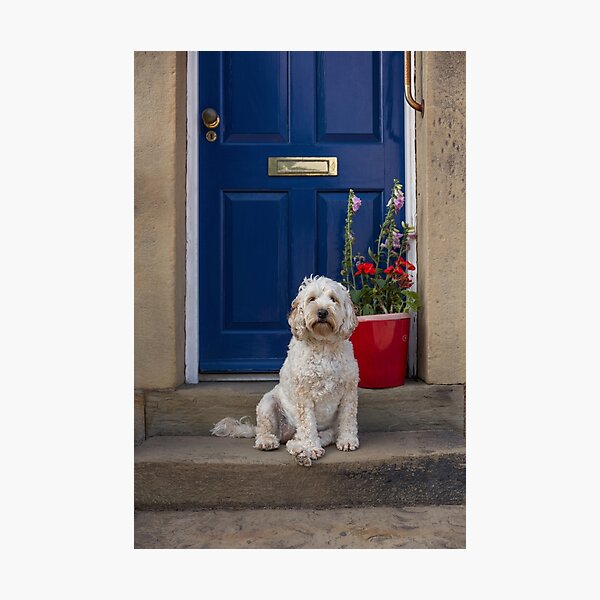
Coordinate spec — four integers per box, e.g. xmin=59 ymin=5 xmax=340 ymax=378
xmin=198 ymin=51 xmax=405 ymax=372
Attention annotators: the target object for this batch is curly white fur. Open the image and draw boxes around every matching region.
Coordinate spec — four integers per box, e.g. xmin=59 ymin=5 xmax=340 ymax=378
xmin=210 ymin=416 xmax=255 ymax=438
xmin=211 ymin=275 xmax=360 ymax=467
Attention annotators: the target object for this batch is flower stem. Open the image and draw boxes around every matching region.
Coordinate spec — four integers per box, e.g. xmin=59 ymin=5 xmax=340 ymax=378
xmin=342 ymin=190 xmax=357 ymax=290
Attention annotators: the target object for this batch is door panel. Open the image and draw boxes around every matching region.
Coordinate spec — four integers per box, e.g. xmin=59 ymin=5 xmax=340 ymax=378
xmin=317 ymin=51 xmax=381 ymax=142
xmin=222 ymin=191 xmax=289 ymax=329
xmin=198 ymin=51 xmax=404 ymax=372
xmin=223 ymin=51 xmax=289 ymax=143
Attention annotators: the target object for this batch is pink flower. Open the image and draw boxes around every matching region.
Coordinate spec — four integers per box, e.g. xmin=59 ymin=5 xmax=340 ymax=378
xmin=387 ymin=190 xmax=405 ymax=214
xmin=392 ymin=230 xmax=402 ymax=249
xmin=352 ymin=196 xmax=362 ymax=213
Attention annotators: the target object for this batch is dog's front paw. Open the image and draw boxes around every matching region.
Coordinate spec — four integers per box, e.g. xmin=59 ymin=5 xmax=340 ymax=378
xmin=294 ymin=450 xmax=313 ymax=467
xmin=254 ymin=434 xmax=280 ymax=451
xmin=286 ymin=440 xmax=324 ymax=467
xmin=309 ymin=446 xmax=326 ymax=460
xmin=336 ymin=437 xmax=359 ymax=452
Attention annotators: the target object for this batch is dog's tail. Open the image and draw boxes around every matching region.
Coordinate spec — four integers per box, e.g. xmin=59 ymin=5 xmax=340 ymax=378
xmin=210 ymin=416 xmax=256 ymax=438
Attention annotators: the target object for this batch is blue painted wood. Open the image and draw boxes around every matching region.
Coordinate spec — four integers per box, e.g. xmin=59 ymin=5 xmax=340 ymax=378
xmin=223 ymin=51 xmax=289 ymax=143
xmin=198 ymin=51 xmax=404 ymax=372
xmin=223 ymin=192 xmax=289 ymax=328
xmin=317 ymin=51 xmax=381 ymax=142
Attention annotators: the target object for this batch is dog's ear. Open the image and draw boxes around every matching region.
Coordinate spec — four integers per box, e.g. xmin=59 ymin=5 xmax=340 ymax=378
xmin=339 ymin=290 xmax=358 ymax=340
xmin=288 ymin=297 xmax=306 ymax=340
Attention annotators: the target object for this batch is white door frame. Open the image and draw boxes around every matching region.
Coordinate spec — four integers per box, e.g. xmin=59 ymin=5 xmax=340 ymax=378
xmin=184 ymin=50 xmax=418 ymax=383
xmin=404 ymin=50 xmax=418 ymax=378
xmin=184 ymin=51 xmax=199 ymax=383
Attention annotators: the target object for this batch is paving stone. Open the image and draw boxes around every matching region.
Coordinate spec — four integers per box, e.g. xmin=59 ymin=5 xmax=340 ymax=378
xmin=134 ymin=505 xmax=466 ymax=549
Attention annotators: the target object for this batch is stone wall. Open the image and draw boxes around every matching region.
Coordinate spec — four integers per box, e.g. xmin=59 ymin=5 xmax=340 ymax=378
xmin=134 ymin=51 xmax=187 ymax=389
xmin=415 ymin=51 xmax=466 ymax=384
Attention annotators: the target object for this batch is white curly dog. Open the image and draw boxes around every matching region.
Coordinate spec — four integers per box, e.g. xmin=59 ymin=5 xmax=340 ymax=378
xmin=211 ymin=275 xmax=360 ymax=467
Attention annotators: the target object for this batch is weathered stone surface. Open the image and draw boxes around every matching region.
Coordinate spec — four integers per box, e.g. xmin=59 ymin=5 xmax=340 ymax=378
xmin=144 ymin=380 xmax=465 ymax=437
xmin=145 ymin=381 xmax=272 ymax=436
xmin=134 ymin=505 xmax=466 ymax=549
xmin=415 ymin=52 xmax=466 ymax=384
xmin=135 ymin=51 xmax=187 ymax=389
xmin=134 ymin=430 xmax=465 ymax=510
xmin=358 ymin=382 xmax=464 ymax=434
xmin=134 ymin=390 xmax=145 ymax=446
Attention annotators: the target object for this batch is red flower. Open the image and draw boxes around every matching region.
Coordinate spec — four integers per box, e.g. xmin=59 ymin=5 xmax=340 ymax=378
xmin=355 ymin=262 xmax=376 ymax=276
xmin=383 ymin=261 xmax=414 ymax=288
xmin=397 ymin=272 xmax=414 ymax=289
xmin=397 ymin=257 xmax=416 ymax=271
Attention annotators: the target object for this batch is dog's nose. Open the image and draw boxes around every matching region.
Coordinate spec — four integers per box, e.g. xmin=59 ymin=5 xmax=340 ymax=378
xmin=317 ymin=309 xmax=329 ymax=320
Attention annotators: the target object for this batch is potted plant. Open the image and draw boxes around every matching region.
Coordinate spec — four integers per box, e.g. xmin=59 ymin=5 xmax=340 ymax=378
xmin=340 ymin=179 xmax=421 ymax=388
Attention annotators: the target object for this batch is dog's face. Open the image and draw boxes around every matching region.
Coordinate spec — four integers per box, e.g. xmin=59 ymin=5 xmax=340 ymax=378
xmin=288 ymin=276 xmax=357 ymax=341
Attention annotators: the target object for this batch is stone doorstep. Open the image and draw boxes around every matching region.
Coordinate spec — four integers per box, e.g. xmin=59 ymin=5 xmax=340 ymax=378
xmin=143 ymin=379 xmax=465 ymax=438
xmin=134 ymin=430 xmax=465 ymax=510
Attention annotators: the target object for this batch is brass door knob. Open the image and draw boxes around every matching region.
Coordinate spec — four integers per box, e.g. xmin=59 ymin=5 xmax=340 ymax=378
xmin=202 ymin=107 xmax=220 ymax=129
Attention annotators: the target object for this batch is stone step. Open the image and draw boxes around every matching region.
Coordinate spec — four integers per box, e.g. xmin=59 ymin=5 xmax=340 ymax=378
xmin=134 ymin=430 xmax=465 ymax=510
xmin=143 ymin=380 xmax=465 ymax=438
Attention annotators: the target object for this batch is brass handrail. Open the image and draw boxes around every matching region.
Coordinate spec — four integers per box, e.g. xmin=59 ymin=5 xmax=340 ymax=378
xmin=404 ymin=51 xmax=423 ymax=114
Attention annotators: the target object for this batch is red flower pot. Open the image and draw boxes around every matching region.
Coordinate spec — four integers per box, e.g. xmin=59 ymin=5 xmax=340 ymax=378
xmin=350 ymin=313 xmax=411 ymax=389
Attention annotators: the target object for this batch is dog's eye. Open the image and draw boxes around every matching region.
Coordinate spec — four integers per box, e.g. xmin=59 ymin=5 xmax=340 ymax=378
xmin=330 ymin=295 xmax=338 ymax=303
xmin=308 ymin=296 xmax=316 ymax=303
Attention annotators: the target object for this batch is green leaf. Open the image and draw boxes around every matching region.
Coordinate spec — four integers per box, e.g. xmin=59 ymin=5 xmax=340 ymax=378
xmin=401 ymin=291 xmax=421 ymax=311
xmin=349 ymin=289 xmax=361 ymax=304
xmin=362 ymin=304 xmax=374 ymax=316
